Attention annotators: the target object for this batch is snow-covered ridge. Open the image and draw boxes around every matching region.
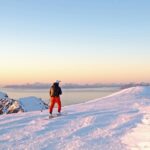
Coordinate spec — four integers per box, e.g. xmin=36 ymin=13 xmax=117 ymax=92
xmin=0 ymin=86 xmax=150 ymax=150
xmin=19 ymin=96 xmax=48 ymax=112
xmin=0 ymin=91 xmax=48 ymax=114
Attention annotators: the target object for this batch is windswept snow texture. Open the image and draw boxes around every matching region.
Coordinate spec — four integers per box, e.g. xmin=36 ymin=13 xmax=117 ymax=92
xmin=0 ymin=86 xmax=150 ymax=150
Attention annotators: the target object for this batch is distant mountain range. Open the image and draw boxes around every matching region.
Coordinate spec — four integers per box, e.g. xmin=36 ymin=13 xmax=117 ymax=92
xmin=3 ymin=82 xmax=150 ymax=89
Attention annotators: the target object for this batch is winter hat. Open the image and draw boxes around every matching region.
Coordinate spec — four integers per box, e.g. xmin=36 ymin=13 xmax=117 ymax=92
xmin=55 ymin=80 xmax=61 ymax=84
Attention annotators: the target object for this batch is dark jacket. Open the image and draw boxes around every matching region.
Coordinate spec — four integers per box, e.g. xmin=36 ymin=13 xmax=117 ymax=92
xmin=50 ymin=83 xmax=62 ymax=97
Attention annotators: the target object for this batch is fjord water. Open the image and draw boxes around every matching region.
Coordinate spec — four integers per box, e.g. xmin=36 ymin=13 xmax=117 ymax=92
xmin=1 ymin=87 xmax=120 ymax=106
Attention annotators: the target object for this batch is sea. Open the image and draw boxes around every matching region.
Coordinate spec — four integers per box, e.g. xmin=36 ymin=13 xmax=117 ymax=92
xmin=0 ymin=87 xmax=120 ymax=106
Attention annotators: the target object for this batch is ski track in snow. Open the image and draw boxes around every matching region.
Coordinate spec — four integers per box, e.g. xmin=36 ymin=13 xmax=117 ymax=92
xmin=0 ymin=86 xmax=150 ymax=150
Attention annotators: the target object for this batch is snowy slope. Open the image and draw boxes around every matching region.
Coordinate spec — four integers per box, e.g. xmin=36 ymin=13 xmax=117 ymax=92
xmin=0 ymin=86 xmax=150 ymax=150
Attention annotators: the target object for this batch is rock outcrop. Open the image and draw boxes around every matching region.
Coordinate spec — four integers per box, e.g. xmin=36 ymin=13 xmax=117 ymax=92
xmin=0 ymin=97 xmax=24 ymax=114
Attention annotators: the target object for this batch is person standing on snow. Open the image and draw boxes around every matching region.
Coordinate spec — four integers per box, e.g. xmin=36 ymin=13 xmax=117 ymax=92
xmin=49 ymin=80 xmax=62 ymax=117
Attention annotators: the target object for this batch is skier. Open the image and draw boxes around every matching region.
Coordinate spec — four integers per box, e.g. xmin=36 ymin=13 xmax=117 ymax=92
xmin=49 ymin=80 xmax=62 ymax=117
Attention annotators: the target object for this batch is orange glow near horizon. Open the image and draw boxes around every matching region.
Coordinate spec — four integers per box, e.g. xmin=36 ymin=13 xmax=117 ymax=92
xmin=1 ymin=52 xmax=150 ymax=85
xmin=1 ymin=63 xmax=150 ymax=85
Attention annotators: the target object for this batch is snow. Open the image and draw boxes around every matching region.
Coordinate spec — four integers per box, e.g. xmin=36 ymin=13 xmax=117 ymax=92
xmin=0 ymin=94 xmax=47 ymax=114
xmin=0 ymin=86 xmax=150 ymax=150
xmin=18 ymin=96 xmax=48 ymax=112
xmin=0 ymin=91 xmax=8 ymax=99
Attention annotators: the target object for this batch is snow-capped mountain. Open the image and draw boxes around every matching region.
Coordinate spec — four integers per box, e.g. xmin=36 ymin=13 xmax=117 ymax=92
xmin=0 ymin=92 xmax=23 ymax=114
xmin=0 ymin=92 xmax=48 ymax=114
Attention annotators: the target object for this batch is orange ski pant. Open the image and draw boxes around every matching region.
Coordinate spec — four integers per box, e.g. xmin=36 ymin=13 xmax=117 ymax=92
xmin=49 ymin=97 xmax=61 ymax=113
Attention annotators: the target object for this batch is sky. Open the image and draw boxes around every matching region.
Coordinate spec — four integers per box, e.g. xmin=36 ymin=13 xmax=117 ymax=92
xmin=0 ymin=0 xmax=150 ymax=85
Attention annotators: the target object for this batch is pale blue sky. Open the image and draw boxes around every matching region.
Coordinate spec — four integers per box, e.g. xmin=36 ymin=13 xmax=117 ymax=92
xmin=0 ymin=0 xmax=150 ymax=84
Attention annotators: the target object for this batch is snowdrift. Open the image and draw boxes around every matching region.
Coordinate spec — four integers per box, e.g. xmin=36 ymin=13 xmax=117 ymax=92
xmin=0 ymin=86 xmax=150 ymax=150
